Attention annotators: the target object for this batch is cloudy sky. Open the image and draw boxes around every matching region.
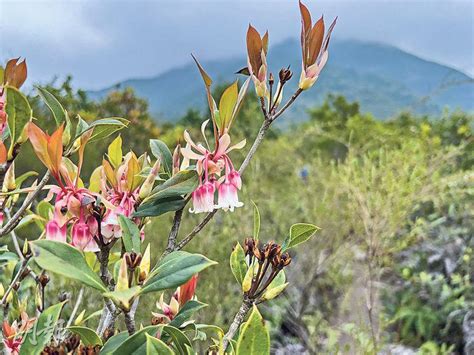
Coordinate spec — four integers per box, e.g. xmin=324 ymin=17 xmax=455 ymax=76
xmin=1 ymin=0 xmax=473 ymax=89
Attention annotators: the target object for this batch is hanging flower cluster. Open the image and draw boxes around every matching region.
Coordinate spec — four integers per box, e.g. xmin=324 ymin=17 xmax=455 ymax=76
xmin=27 ymin=123 xmax=100 ymax=251
xmin=181 ymin=57 xmax=249 ymax=214
xmin=27 ymin=124 xmax=159 ymax=252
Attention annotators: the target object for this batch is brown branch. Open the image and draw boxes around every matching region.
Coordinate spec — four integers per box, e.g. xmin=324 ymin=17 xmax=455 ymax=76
xmin=222 ymin=296 xmax=253 ymax=351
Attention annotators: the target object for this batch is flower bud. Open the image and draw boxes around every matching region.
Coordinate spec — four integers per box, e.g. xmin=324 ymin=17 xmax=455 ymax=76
xmin=125 ymin=251 xmax=142 ymax=270
xmin=139 ymin=159 xmax=160 ymax=200
xmin=172 ymin=144 xmax=181 ymax=175
xmin=269 ymin=73 xmax=274 ymax=86
xmin=279 ymin=66 xmax=293 ymax=84
xmin=2 ymin=163 xmax=16 ymax=191
xmin=138 ymin=244 xmax=151 ymax=283
xmin=38 ymin=272 xmax=50 ymax=287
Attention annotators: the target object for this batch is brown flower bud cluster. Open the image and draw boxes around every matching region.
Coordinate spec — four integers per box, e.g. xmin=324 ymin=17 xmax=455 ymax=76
xmin=124 ymin=251 xmax=142 ymax=270
xmin=243 ymin=238 xmax=291 ymax=300
xmin=41 ymin=334 xmax=101 ymax=355
xmin=279 ymin=66 xmax=293 ymax=85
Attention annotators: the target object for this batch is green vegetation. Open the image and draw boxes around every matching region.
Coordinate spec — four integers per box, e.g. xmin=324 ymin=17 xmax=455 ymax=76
xmin=8 ymin=80 xmax=471 ymax=353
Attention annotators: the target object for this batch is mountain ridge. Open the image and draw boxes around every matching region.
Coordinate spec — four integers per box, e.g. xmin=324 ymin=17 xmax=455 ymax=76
xmin=88 ymin=38 xmax=473 ymax=121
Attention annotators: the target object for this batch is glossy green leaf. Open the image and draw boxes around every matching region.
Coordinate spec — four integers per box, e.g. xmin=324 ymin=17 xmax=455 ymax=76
xmin=20 ymin=302 xmax=64 ymax=355
xmin=112 ymin=326 xmax=159 ymax=354
xmin=36 ymin=86 xmax=68 ymax=126
xmin=101 ymin=331 xmax=129 ymax=354
xmin=133 ymin=196 xmax=187 ymax=218
xmin=252 ymin=201 xmax=260 ymax=240
xmin=141 ymin=251 xmax=217 ymax=294
xmin=5 ymin=86 xmax=32 ymax=144
xmin=236 ymin=305 xmax=270 ymax=355
xmin=169 ymin=300 xmax=207 ymax=328
xmin=230 ymin=242 xmax=248 ymax=284
xmin=145 ymin=170 xmax=198 ymax=202
xmin=150 ymin=139 xmax=173 ymax=176
xmin=282 ymin=223 xmax=320 ymax=251
xmin=30 ymin=240 xmax=107 ymax=292
xmin=219 ymin=81 xmax=238 ymax=130
xmin=118 ymin=215 xmax=141 ymax=253
xmin=74 ymin=118 xmax=128 ymax=143
xmin=162 ymin=325 xmax=192 ymax=355
xmin=145 ymin=333 xmax=173 ymax=355
xmin=67 ymin=326 xmax=102 ymax=346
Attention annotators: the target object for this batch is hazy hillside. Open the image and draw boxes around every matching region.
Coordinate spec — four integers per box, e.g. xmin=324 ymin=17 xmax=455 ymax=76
xmin=89 ymin=38 xmax=473 ymax=122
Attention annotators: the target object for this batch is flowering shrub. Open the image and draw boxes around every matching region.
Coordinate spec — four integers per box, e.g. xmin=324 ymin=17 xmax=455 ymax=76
xmin=0 ymin=1 xmax=335 ymax=353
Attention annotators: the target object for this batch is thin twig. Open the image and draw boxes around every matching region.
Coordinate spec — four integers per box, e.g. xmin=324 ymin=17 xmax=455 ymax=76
xmin=0 ymin=257 xmax=30 ymax=306
xmin=66 ymin=288 xmax=84 ymax=327
xmin=164 ymin=207 xmax=184 ymax=254
xmin=271 ymin=88 xmax=303 ymax=122
xmin=0 ymin=171 xmax=50 ymax=237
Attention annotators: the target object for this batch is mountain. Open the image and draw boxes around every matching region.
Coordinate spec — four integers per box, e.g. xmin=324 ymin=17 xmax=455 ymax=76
xmin=88 ymin=38 xmax=473 ymax=122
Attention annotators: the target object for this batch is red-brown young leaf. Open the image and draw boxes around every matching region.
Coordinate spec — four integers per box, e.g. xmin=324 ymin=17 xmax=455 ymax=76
xmin=299 ymin=0 xmax=312 ymax=66
xmin=47 ymin=124 xmax=64 ymax=176
xmin=179 ymin=274 xmax=198 ymax=307
xmin=246 ymin=25 xmax=263 ymax=73
xmin=0 ymin=141 xmax=7 ymax=164
xmin=308 ymin=16 xmax=325 ymax=66
xmin=27 ymin=122 xmax=52 ymax=170
xmin=262 ymin=31 xmax=269 ymax=55
xmin=322 ymin=16 xmax=338 ymax=51
xmin=4 ymin=58 xmax=27 ymax=89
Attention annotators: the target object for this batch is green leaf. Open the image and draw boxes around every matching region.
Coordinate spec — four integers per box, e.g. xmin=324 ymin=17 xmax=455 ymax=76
xmin=230 ymin=242 xmax=248 ymax=285
xmin=103 ymin=286 xmax=141 ymax=311
xmin=141 ymin=251 xmax=217 ymax=294
xmin=150 ymin=139 xmax=173 ymax=177
xmin=133 ymin=196 xmax=187 ymax=218
xmin=36 ymin=200 xmax=53 ymax=220
xmin=0 ymin=249 xmax=18 ymax=264
xmin=252 ymin=201 xmax=260 ymax=240
xmin=74 ymin=118 xmax=128 ymax=143
xmin=261 ymin=271 xmax=288 ymax=301
xmin=282 ymin=223 xmax=320 ymax=251
xmin=107 ymin=135 xmax=123 ymax=168
xmin=36 ymin=86 xmax=68 ymax=126
xmin=118 ymin=215 xmax=141 ymax=253
xmin=20 ymin=302 xmax=64 ymax=355
xmin=145 ymin=333 xmax=173 ymax=355
xmin=145 ymin=170 xmax=198 ymax=202
xmin=112 ymin=326 xmax=159 ymax=354
xmin=67 ymin=326 xmax=102 ymax=346
xmin=5 ymin=86 xmax=32 ymax=145
xmin=30 ymin=240 xmax=107 ymax=292
xmin=161 ymin=325 xmax=192 ymax=355
xmin=101 ymin=331 xmax=129 ymax=354
xmin=134 ymin=170 xmax=198 ymax=218
xmin=236 ymin=305 xmax=270 ymax=355
xmin=169 ymin=300 xmax=207 ymax=328
xmin=219 ymin=81 xmax=238 ymax=130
